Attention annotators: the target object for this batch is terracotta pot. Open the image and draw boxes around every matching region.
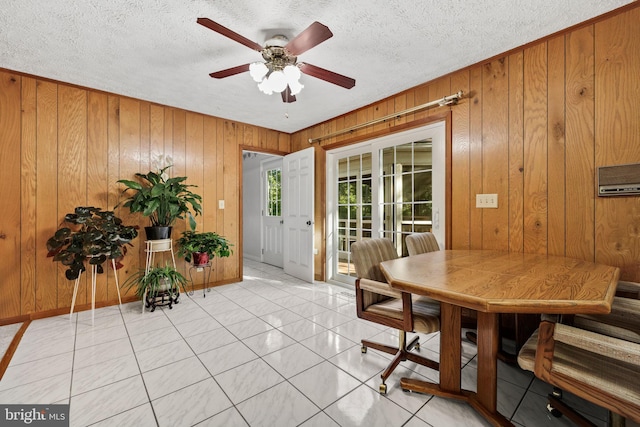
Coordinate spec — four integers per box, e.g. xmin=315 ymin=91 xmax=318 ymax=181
xmin=192 ymin=252 xmax=209 ymax=266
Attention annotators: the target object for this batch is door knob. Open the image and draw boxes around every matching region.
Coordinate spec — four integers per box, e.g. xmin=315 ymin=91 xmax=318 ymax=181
xmin=306 ymin=220 xmax=312 ymax=226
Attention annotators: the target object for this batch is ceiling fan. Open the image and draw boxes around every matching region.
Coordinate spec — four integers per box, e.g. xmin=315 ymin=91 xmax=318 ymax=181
xmin=197 ymin=18 xmax=356 ymax=103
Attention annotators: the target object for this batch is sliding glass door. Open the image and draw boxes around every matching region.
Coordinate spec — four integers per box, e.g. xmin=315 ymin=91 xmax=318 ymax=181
xmin=336 ymin=153 xmax=372 ymax=277
xmin=326 ymin=123 xmax=445 ymax=285
xmin=380 ymin=140 xmax=433 ymax=256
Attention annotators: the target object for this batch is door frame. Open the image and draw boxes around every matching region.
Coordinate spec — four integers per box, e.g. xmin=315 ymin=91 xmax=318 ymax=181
xmin=324 ymin=113 xmax=452 ymax=284
xmin=239 ymin=146 xmax=290 ymax=277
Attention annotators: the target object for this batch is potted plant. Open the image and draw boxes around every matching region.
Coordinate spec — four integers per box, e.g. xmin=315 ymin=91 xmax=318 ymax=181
xmin=121 ymin=264 xmax=188 ymax=312
xmin=46 ymin=206 xmax=139 ymax=280
xmin=176 ymin=226 xmax=233 ymax=266
xmin=115 ymin=164 xmax=203 ymax=240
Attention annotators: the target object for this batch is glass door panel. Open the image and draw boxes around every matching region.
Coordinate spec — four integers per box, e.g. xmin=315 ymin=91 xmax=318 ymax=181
xmin=336 ymin=152 xmax=372 ymax=278
xmin=379 ymin=139 xmax=433 ymax=256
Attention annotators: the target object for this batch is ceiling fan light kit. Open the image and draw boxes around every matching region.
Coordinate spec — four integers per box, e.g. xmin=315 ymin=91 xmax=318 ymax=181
xmin=197 ymin=18 xmax=355 ymax=103
xmin=249 ymin=36 xmax=304 ymax=95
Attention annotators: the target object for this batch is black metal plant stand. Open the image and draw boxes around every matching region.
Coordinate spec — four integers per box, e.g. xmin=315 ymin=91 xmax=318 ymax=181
xmin=145 ymin=287 xmax=180 ymax=312
xmin=142 ymin=239 xmax=177 ymax=313
xmin=188 ymin=262 xmax=213 ymax=297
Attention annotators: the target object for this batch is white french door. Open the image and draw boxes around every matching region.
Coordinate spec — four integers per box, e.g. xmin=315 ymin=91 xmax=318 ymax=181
xmin=282 ymin=147 xmax=314 ymax=283
xmin=326 ymin=122 xmax=446 ymax=284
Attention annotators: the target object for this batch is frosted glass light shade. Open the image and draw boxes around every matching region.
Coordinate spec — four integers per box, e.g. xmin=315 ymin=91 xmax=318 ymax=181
xmin=283 ymin=65 xmax=301 ymax=80
xmin=249 ymin=62 xmax=268 ymax=82
xmin=288 ymin=79 xmax=304 ymax=95
xmin=268 ymin=70 xmax=287 ymax=93
xmin=257 ymin=78 xmax=274 ymax=95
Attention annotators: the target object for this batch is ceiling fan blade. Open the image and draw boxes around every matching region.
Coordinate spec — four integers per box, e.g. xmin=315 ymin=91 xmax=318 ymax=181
xmin=209 ymin=63 xmax=251 ymax=79
xmin=299 ymin=63 xmax=356 ymax=89
xmin=285 ymin=21 xmax=333 ymax=56
xmin=197 ymin=18 xmax=263 ymax=52
xmin=281 ymin=86 xmax=297 ymax=103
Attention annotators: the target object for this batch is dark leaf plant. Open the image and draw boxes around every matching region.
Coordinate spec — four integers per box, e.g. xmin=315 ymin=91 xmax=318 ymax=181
xmin=46 ymin=206 xmax=139 ymax=280
xmin=116 ymin=165 xmax=203 ymax=227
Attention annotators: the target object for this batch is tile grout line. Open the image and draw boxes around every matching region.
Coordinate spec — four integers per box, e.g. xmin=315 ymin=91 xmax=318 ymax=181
xmin=171 ymin=292 xmax=253 ymax=426
xmin=0 ymin=320 xmax=31 ymax=380
xmin=174 ymin=283 xmax=366 ymax=426
xmin=117 ymin=301 xmax=161 ymax=427
xmin=68 ymin=313 xmax=78 ymax=417
xmin=187 ymin=277 xmax=430 ymax=426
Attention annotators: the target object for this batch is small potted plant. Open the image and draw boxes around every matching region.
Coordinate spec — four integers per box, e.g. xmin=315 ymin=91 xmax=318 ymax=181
xmin=115 ymin=164 xmax=202 ymax=240
xmin=176 ymin=225 xmax=233 ymax=266
xmin=121 ymin=264 xmax=188 ymax=312
xmin=46 ymin=206 xmax=139 ymax=280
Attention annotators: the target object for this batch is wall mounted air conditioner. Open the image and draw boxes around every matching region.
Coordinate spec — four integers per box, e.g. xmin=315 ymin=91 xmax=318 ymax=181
xmin=598 ymin=163 xmax=640 ymax=196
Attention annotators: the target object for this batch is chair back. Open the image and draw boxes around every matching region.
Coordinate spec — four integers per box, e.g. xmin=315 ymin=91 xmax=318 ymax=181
xmin=574 ymin=294 xmax=640 ymax=344
xmin=615 ymin=280 xmax=640 ymax=299
xmin=519 ymin=294 xmax=640 ymax=423
xmin=406 ymin=232 xmax=440 ymax=256
xmin=351 ymin=238 xmax=398 ymax=282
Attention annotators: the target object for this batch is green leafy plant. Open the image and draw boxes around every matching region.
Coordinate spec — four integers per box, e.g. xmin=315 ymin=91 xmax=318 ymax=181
xmin=176 ymin=228 xmax=233 ymax=264
xmin=121 ymin=264 xmax=188 ymax=299
xmin=46 ymin=206 xmax=139 ymax=280
xmin=115 ymin=165 xmax=203 ymax=227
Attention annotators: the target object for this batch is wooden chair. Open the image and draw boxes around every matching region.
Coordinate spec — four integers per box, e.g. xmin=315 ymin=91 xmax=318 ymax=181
xmin=405 ymin=232 xmax=440 ymax=255
xmin=518 ymin=290 xmax=640 ymax=426
xmin=405 ymin=232 xmax=479 ymax=343
xmin=572 ymin=281 xmax=640 ymax=343
xmin=351 ymin=238 xmax=440 ymax=394
xmin=612 ymin=279 xmax=640 ymax=300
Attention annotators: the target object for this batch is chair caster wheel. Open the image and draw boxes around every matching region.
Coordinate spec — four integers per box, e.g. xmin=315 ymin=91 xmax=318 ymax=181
xmin=379 ymin=383 xmax=387 ymax=394
xmin=547 ymin=403 xmax=562 ymax=418
xmin=414 ymin=343 xmax=420 ymax=350
xmin=361 ymin=346 xmax=367 ymax=354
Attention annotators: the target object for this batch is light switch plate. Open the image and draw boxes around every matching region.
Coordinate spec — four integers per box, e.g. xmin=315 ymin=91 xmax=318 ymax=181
xmin=476 ymin=194 xmax=498 ymax=208
xmin=218 ymin=200 xmax=225 ymax=209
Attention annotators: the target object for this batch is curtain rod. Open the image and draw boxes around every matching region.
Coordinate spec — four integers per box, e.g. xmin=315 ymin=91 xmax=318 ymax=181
xmin=308 ymin=91 xmax=463 ymax=144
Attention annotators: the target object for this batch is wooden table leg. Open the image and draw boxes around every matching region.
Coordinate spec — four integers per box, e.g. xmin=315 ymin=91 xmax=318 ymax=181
xmin=454 ymin=311 xmax=512 ymax=426
xmin=400 ymin=302 xmax=462 ymax=396
xmin=400 ymin=306 xmax=512 ymax=426
xmin=440 ymin=302 xmax=461 ymax=392
xmin=474 ymin=311 xmax=508 ymax=424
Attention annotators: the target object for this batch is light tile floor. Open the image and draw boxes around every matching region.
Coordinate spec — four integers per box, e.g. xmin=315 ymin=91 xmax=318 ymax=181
xmin=0 ymin=259 xmax=636 ymax=427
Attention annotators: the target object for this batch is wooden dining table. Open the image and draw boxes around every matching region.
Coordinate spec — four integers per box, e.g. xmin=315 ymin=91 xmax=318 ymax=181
xmin=379 ymin=249 xmax=620 ymax=427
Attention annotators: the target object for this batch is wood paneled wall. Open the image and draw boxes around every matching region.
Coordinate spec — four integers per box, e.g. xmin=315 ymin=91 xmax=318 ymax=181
xmin=1 ymin=5 xmax=639 ymax=321
xmin=0 ymin=74 xmax=290 ymax=321
xmin=292 ymin=5 xmax=640 ymax=283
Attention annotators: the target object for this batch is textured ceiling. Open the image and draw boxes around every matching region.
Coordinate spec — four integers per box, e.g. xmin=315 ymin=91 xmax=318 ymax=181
xmin=0 ymin=0 xmax=634 ymax=133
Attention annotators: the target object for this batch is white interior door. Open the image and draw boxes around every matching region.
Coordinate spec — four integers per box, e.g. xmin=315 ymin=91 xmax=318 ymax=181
xmin=282 ymin=147 xmax=314 ymax=282
xmin=262 ymin=158 xmax=283 ymax=267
